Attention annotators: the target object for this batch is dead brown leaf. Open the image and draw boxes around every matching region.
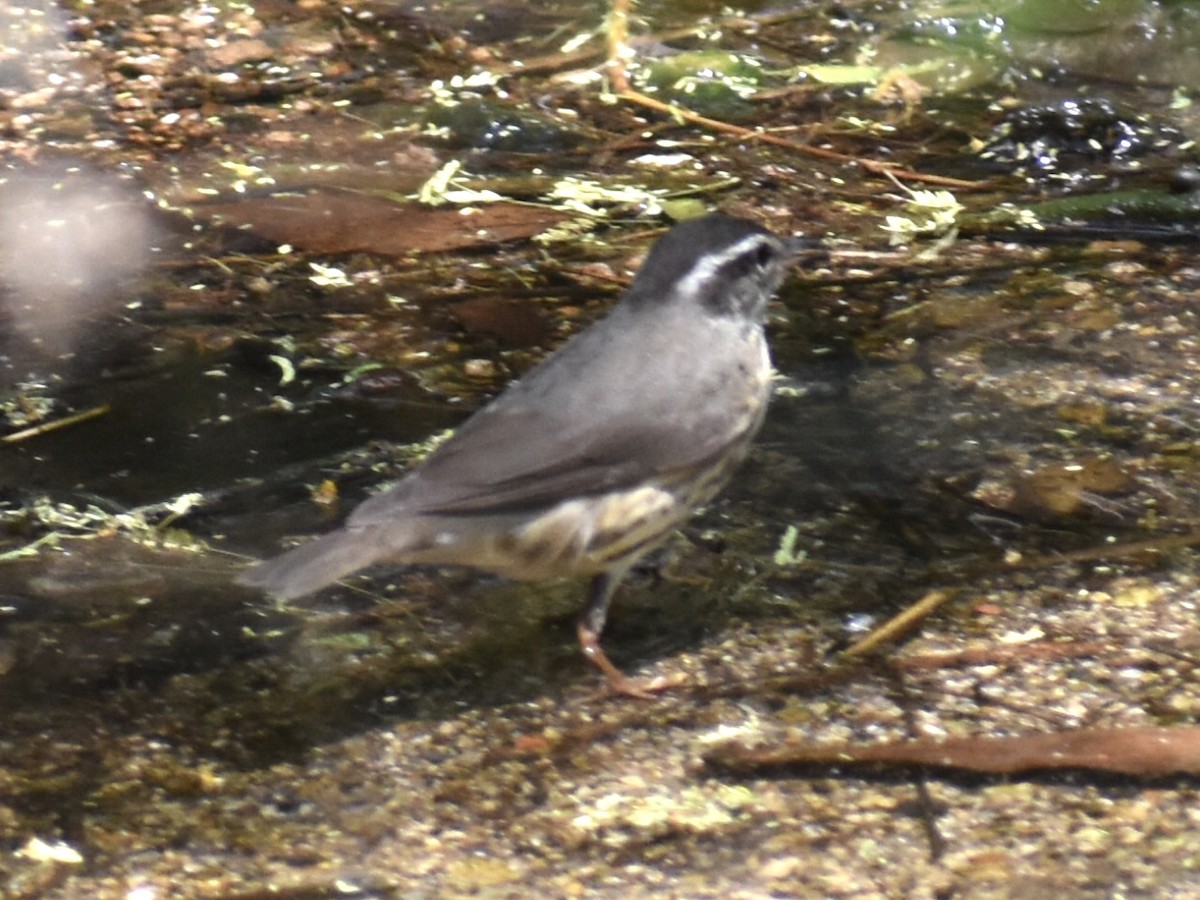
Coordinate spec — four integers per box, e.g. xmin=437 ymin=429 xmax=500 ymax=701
xmin=198 ymin=191 xmax=570 ymax=255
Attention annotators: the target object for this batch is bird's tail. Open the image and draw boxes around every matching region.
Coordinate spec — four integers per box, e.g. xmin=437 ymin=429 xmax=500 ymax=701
xmin=237 ymin=527 xmax=388 ymax=600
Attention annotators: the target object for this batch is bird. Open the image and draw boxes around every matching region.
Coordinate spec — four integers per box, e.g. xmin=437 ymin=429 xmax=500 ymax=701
xmin=239 ymin=212 xmax=798 ymax=696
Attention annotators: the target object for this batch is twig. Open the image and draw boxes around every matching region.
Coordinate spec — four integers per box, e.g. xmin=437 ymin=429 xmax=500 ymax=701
xmin=2 ymin=404 xmax=112 ymax=444
xmin=840 ymin=589 xmax=958 ymax=659
xmin=1013 ymin=531 xmax=1200 ymax=568
xmin=892 ymin=640 xmax=1110 ymax=671
xmin=605 ymin=0 xmax=632 ymax=93
xmin=835 ymin=531 xmax=1200 ymax=660
xmin=616 ymin=88 xmax=986 ymax=190
xmin=500 ymin=11 xmax=814 ymax=80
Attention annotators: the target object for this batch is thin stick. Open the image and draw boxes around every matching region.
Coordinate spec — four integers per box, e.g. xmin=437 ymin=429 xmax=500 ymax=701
xmin=502 ymin=11 xmax=826 ymax=80
xmin=605 ymin=0 xmax=632 ymax=93
xmin=841 ymin=589 xmax=958 ymax=658
xmin=1014 ymin=531 xmax=1200 ymax=567
xmin=2 ymin=404 xmax=112 ymax=444
xmin=618 ymin=89 xmax=986 ymax=191
xmin=837 ymin=531 xmax=1200 ymax=660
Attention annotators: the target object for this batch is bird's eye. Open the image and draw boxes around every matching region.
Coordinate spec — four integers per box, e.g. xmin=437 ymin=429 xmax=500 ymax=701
xmin=754 ymin=243 xmax=774 ymax=268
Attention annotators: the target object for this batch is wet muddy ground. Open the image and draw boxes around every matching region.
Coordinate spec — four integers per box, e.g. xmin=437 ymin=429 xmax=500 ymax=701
xmin=3 ymin=0 xmax=1200 ymax=896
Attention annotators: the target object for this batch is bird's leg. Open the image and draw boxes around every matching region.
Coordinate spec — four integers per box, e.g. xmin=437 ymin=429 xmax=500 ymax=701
xmin=576 ymin=568 xmax=683 ymax=698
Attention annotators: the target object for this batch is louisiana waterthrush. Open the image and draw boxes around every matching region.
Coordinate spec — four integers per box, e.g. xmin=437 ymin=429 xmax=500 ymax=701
xmin=240 ymin=213 xmax=797 ymax=695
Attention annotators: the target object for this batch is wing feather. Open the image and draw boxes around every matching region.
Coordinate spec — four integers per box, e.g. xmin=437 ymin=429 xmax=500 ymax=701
xmin=349 ymin=303 xmax=768 ymax=524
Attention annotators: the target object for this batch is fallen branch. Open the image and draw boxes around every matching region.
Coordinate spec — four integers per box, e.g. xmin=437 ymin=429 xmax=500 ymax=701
xmin=705 ymin=725 xmax=1200 ymax=778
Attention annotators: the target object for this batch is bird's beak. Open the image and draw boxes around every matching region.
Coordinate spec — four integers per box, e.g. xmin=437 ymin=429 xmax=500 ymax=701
xmin=784 ymin=235 xmax=828 ymax=265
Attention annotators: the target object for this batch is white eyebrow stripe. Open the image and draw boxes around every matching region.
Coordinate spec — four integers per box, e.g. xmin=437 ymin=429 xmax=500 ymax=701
xmin=672 ymin=233 xmax=772 ymax=301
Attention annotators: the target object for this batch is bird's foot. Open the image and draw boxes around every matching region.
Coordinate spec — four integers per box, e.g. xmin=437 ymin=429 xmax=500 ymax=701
xmin=601 ymin=669 xmax=687 ymax=700
xmin=578 ymin=618 xmax=686 ymax=699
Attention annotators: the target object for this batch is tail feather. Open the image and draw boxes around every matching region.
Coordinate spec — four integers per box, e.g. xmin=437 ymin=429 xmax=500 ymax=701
xmin=238 ymin=527 xmax=388 ymax=600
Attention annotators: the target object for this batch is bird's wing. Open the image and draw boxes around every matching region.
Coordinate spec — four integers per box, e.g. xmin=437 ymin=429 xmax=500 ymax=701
xmin=347 ymin=398 xmax=750 ymax=524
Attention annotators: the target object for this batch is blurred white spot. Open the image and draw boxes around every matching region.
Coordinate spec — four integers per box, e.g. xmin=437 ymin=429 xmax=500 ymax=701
xmin=18 ymin=836 xmax=83 ymax=864
xmin=0 ymin=169 xmax=153 ymax=353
